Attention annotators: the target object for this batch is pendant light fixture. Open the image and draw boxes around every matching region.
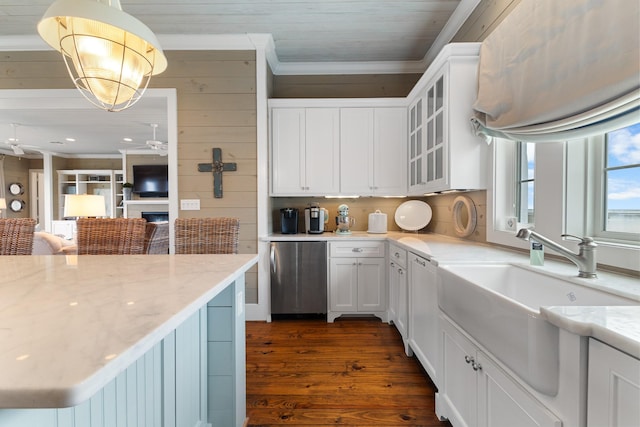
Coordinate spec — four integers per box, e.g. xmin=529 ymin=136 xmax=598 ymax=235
xmin=37 ymin=0 xmax=168 ymax=112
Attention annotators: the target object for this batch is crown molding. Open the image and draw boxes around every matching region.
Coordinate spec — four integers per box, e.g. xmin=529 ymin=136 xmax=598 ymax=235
xmin=0 ymin=34 xmax=426 ymax=75
xmin=422 ymin=0 xmax=481 ymax=67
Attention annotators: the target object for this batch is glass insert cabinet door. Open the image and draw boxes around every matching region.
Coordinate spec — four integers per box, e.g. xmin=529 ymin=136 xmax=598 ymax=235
xmin=409 ymin=97 xmax=424 ymax=188
xmin=425 ymin=75 xmax=445 ymax=186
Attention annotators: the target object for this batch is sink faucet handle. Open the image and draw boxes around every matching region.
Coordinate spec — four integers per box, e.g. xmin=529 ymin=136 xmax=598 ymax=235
xmin=562 ymin=234 xmax=597 ymax=247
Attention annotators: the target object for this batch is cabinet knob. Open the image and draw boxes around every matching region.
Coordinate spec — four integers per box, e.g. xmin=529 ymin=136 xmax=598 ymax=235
xmin=352 ymin=248 xmax=363 ymax=253
xmin=464 ymin=355 xmax=473 ymax=364
xmin=390 ymin=261 xmax=396 ymax=268
xmin=398 ymin=269 xmax=403 ymax=275
xmin=394 ymin=252 xmax=400 ymax=258
xmin=415 ymin=258 xmax=426 ymax=267
xmin=472 ymin=361 xmax=482 ymax=371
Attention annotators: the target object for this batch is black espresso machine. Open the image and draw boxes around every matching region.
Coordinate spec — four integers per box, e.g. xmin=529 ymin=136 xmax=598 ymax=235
xmin=280 ymin=208 xmax=299 ymax=234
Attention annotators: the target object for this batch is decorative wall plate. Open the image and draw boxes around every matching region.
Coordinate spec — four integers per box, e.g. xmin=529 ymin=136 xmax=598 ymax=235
xmin=9 ymin=199 xmax=25 ymax=212
xmin=394 ymin=200 xmax=432 ymax=231
xmin=8 ymin=182 xmax=24 ymax=196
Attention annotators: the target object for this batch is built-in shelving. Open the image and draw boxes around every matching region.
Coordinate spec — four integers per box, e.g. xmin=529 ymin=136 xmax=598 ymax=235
xmin=57 ymin=169 xmax=124 ymax=219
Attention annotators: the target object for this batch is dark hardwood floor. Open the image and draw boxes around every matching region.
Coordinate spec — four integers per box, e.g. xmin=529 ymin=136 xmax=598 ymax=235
xmin=246 ymin=317 xmax=453 ymax=427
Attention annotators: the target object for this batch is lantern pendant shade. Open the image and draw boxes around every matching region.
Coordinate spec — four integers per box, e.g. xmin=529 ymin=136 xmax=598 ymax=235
xmin=37 ymin=0 xmax=167 ymax=112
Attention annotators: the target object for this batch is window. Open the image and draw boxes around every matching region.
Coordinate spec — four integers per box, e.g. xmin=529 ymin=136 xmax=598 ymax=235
xmin=489 ymin=129 xmax=638 ymax=271
xmin=601 ymin=123 xmax=640 ymax=235
xmin=516 ymin=142 xmax=535 ymax=225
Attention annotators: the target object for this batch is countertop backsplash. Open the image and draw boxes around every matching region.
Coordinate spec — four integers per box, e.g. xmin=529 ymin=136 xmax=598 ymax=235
xmin=271 ymin=190 xmax=487 ymax=243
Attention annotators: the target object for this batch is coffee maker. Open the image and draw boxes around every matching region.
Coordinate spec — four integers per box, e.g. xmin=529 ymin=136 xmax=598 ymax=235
xmin=280 ymin=208 xmax=298 ymax=234
xmin=304 ymin=203 xmax=327 ymax=234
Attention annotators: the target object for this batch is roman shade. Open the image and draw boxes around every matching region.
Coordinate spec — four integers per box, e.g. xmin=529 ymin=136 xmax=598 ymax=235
xmin=471 ymin=0 xmax=640 ymax=142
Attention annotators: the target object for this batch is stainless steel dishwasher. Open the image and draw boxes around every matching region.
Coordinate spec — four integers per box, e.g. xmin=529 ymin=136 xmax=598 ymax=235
xmin=270 ymin=241 xmax=327 ymax=315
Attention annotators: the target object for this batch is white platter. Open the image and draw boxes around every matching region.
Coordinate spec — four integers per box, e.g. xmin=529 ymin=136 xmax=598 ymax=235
xmin=394 ymin=200 xmax=432 ymax=231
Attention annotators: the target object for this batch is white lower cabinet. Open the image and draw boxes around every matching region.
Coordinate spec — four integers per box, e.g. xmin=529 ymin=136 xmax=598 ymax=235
xmin=328 ymin=241 xmax=387 ymax=323
xmin=388 ymin=244 xmax=410 ymax=355
xmin=408 ymin=253 xmax=438 ymax=385
xmin=437 ymin=315 xmax=562 ymax=427
xmin=587 ymin=338 xmax=640 ymax=427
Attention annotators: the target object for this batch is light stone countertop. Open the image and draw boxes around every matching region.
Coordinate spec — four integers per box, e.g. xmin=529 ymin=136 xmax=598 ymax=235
xmin=541 ymin=306 xmax=640 ymax=358
xmin=266 ymin=231 xmax=640 ymax=358
xmin=0 ymin=254 xmax=258 ymax=409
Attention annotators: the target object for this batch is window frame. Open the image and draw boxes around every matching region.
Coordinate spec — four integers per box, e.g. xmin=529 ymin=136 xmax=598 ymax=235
xmin=515 ymin=141 xmax=535 ymax=226
xmin=591 ymin=133 xmax=640 ymax=242
xmin=488 ymin=135 xmax=639 ymax=272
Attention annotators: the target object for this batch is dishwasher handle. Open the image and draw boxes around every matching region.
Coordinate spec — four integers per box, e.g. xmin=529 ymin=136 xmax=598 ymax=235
xmin=270 ymin=243 xmax=276 ymax=274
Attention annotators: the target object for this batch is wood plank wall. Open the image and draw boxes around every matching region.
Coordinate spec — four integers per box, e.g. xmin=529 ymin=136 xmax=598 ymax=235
xmin=0 ymin=50 xmax=259 ymax=302
xmin=272 ymin=74 xmax=421 ymax=99
xmin=150 ymin=51 xmax=258 ymax=301
xmin=1 ymin=155 xmax=41 ymax=219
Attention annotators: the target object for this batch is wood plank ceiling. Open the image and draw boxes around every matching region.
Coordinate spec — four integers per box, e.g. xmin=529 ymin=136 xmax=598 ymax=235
xmin=0 ymin=0 xmax=463 ymax=63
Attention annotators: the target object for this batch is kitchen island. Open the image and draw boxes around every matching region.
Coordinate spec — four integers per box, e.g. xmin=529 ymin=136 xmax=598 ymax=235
xmin=0 ymin=253 xmax=257 ymax=427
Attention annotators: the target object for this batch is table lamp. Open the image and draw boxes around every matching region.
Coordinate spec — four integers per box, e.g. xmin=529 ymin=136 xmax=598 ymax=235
xmin=64 ymin=194 xmax=106 ymax=218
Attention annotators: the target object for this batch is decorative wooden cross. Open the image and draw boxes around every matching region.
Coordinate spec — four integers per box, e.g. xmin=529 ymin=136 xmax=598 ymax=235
xmin=198 ymin=148 xmax=237 ymax=198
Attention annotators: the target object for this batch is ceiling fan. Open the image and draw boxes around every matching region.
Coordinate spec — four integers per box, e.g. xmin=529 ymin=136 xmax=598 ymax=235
xmin=121 ymin=123 xmax=168 ymax=154
xmin=3 ymin=123 xmax=41 ymax=156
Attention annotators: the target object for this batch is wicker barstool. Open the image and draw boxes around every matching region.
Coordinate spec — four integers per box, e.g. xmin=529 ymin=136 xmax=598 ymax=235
xmin=76 ymin=218 xmax=147 ymax=255
xmin=143 ymin=221 xmax=170 ymax=254
xmin=174 ymin=217 xmax=239 ymax=254
xmin=0 ymin=218 xmax=36 ymax=255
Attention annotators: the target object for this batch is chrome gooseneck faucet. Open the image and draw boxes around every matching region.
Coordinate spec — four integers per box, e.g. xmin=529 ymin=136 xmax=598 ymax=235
xmin=516 ymin=228 xmax=598 ymax=278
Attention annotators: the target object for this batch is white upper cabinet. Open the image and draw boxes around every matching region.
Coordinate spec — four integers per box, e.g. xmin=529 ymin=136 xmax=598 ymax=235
xmin=340 ymin=107 xmax=407 ymax=196
xmin=407 ymin=43 xmax=487 ymax=195
xmin=270 ymin=107 xmax=340 ymax=196
xmin=270 ymin=99 xmax=406 ymax=197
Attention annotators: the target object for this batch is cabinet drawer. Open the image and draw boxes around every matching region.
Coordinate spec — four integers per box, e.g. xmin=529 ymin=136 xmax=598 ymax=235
xmin=388 ymin=244 xmax=407 ymax=269
xmin=330 ymin=241 xmax=385 ymax=258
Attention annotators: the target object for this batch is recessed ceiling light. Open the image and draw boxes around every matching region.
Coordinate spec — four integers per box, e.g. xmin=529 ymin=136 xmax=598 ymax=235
xmin=123 ymin=137 xmax=133 ymax=142
xmin=65 ymin=137 xmax=76 ymax=142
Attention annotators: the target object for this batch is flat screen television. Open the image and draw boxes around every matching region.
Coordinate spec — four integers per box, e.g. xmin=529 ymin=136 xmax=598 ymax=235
xmin=132 ymin=164 xmax=168 ymax=198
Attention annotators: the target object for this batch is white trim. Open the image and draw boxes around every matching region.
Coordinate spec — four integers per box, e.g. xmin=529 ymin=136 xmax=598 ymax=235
xmin=268 ymin=98 xmax=408 ymax=109
xmin=407 ymin=42 xmax=481 ymax=100
xmin=422 ymin=0 xmax=482 ymax=67
xmin=164 ymin=89 xmax=179 ymax=255
xmin=246 ymin=37 xmax=271 ymax=322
